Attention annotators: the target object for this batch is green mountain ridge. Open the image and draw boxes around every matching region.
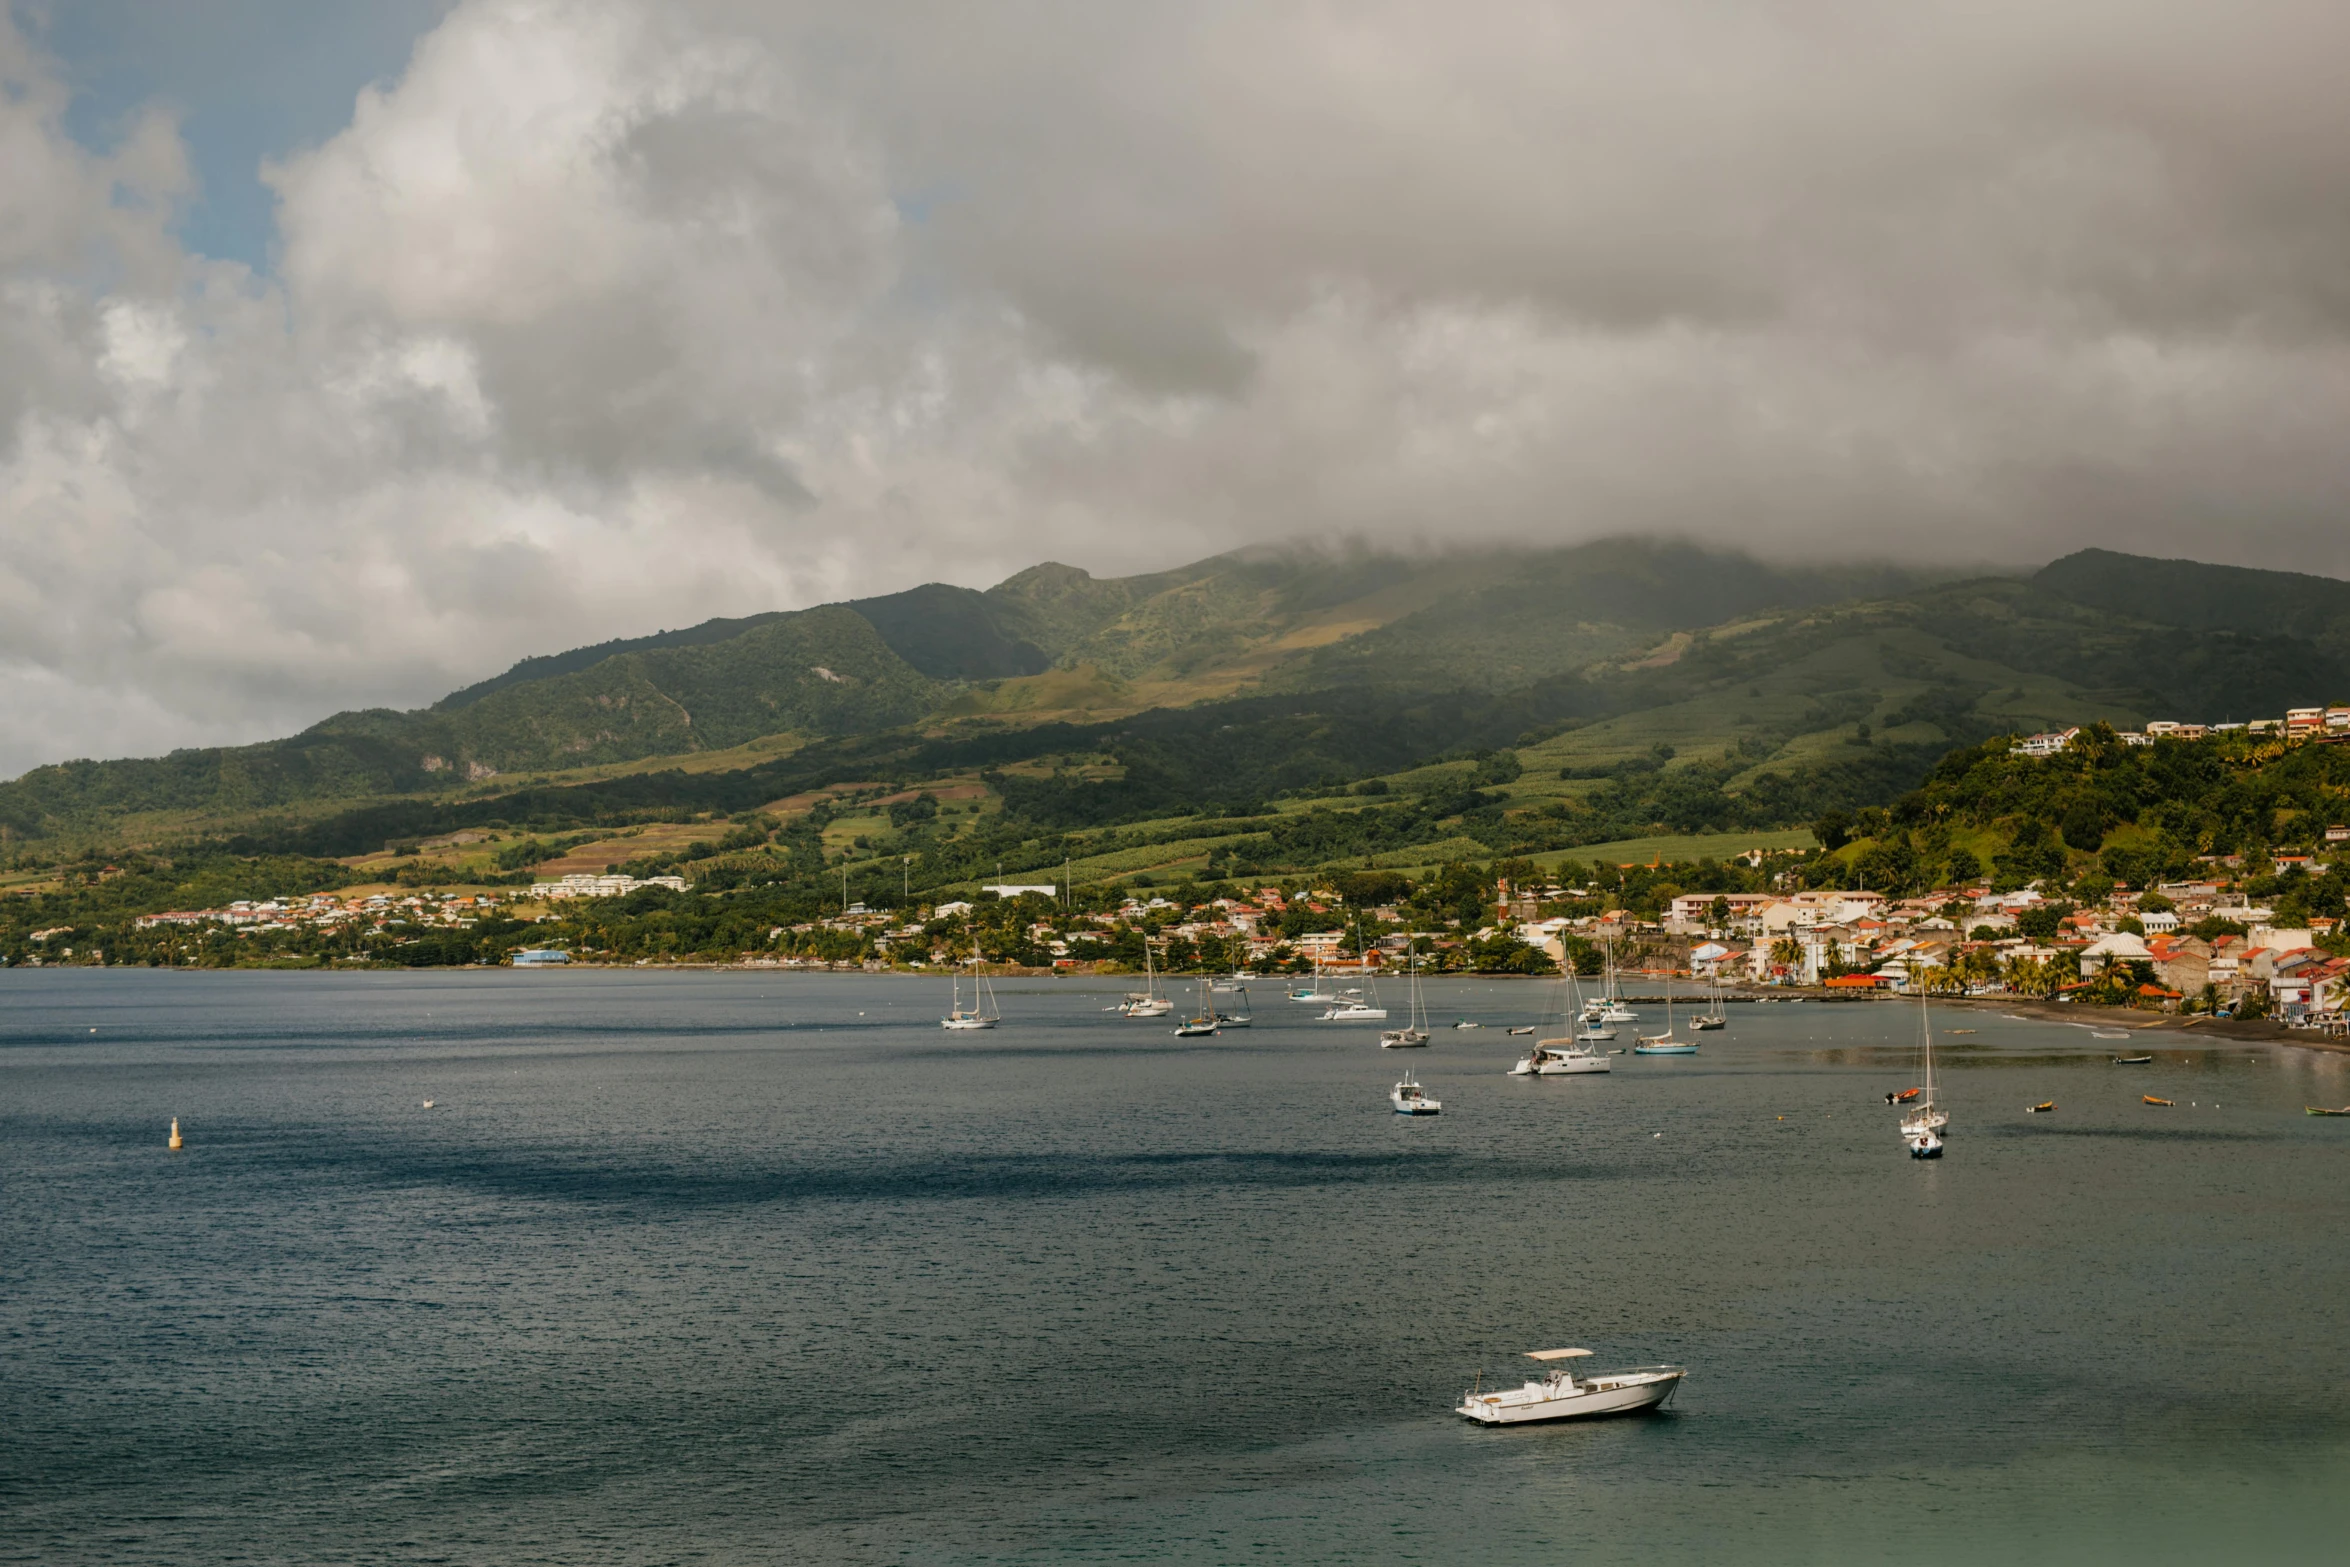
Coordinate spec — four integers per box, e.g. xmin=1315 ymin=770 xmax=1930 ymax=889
xmin=5 ymin=543 xmax=2348 ymax=869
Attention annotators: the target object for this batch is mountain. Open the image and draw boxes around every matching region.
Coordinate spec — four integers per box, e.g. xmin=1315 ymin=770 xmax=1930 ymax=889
xmin=6 ymin=541 xmax=2350 ymax=871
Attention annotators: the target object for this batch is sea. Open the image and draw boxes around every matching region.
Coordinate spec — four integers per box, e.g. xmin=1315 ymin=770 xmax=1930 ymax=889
xmin=6 ymin=968 xmax=2350 ymax=1565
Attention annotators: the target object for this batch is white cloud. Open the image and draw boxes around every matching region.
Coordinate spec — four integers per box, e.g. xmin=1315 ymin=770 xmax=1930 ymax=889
xmin=7 ymin=0 xmax=2350 ymax=776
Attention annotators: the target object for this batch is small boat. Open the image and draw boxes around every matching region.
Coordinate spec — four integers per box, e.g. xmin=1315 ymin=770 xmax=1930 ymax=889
xmin=1382 ymin=962 xmax=1433 ymax=1047
xmin=1947 ymin=1028 xmax=1977 ymax=1035
xmin=1506 ymin=1026 xmax=1536 ymax=1036
xmin=1453 ymin=1019 xmax=1483 ymax=1030
xmin=1690 ymin=982 xmax=1727 ymax=1031
xmin=2112 ymin=1055 xmax=2153 ymax=1065
xmin=1121 ymin=937 xmax=1173 ymax=1017
xmin=1884 ymin=1087 xmax=1922 ymax=1104
xmin=2307 ymin=1105 xmax=2350 ymax=1117
xmin=1391 ymin=1072 xmax=1440 ymax=1115
xmin=1632 ymin=991 xmax=1696 ymax=1055
xmin=1456 ymin=1350 xmax=1685 ymax=1425
xmin=2027 ymin=1101 xmax=2055 ymax=1113
xmin=421 ymin=1099 xmax=436 ymax=1109
xmin=1898 ymin=987 xmax=1950 ymax=1145
xmin=943 ymin=957 xmax=1001 ymax=1030
xmin=2092 ymin=1031 xmax=2132 ymax=1041
xmin=1212 ymin=983 xmax=1253 ymax=1029
xmin=2144 ymin=1095 xmax=2175 ymax=1107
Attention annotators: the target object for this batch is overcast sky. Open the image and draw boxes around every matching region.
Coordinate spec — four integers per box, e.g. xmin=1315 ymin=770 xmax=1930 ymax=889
xmin=5 ymin=0 xmax=2350 ymax=776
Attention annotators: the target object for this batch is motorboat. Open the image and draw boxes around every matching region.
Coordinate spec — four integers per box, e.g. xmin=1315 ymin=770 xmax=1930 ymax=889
xmin=1506 ymin=1026 xmax=1536 ymax=1036
xmin=942 ymin=958 xmax=1001 ymax=1030
xmin=1456 ymin=1350 xmax=1685 ymax=1425
xmin=1391 ymin=1073 xmax=1441 ymax=1115
xmin=1382 ymin=962 xmax=1432 ymax=1047
xmin=2111 ymin=1054 xmax=2153 ymax=1065
xmin=1453 ymin=1019 xmax=1483 ymax=1030
xmin=2306 ymin=1105 xmax=2350 ymax=1116
xmin=2027 ymin=1101 xmax=2055 ymax=1113
xmin=2144 ymin=1095 xmax=2175 ymax=1107
xmin=1897 ymin=988 xmax=1950 ymax=1142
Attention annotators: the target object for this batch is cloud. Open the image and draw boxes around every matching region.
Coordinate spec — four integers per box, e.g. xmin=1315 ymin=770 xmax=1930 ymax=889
xmin=7 ymin=0 xmax=2350 ymax=775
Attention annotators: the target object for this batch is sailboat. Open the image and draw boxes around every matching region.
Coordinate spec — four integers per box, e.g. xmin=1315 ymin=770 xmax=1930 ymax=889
xmin=1690 ymin=979 xmax=1726 ymax=1031
xmin=1322 ymin=924 xmax=1388 ymax=1020
xmin=1518 ymin=966 xmax=1610 ymax=1075
xmin=1211 ymin=980 xmax=1253 ymax=1028
xmin=1174 ymin=976 xmax=1220 ymax=1036
xmin=1589 ymin=937 xmax=1637 ymax=1023
xmin=1381 ymin=960 xmax=1432 ymax=1047
xmin=941 ymin=954 xmax=1001 ymax=1030
xmin=1121 ymin=937 xmax=1173 ymax=1017
xmin=1899 ymin=986 xmax=1950 ymax=1155
xmin=1566 ymin=968 xmax=1616 ymax=1044
xmin=1289 ymin=958 xmax=1337 ymax=1003
xmin=1631 ymin=987 xmax=1697 ymax=1055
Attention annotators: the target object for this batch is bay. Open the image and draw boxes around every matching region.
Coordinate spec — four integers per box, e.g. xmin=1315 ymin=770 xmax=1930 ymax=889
xmin=5 ymin=969 xmax=2349 ymax=1564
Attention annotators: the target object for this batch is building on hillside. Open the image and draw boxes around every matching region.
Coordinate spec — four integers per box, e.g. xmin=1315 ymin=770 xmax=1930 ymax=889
xmin=2013 ymin=728 xmax=2082 ymax=757
xmin=2287 ymin=707 xmax=2326 ymax=737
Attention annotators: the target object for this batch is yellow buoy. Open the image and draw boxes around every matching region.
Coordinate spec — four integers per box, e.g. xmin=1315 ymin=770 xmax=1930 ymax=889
xmin=168 ymin=1117 xmax=183 ymax=1151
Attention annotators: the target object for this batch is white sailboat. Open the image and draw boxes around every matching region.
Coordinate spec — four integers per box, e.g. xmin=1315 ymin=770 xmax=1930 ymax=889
xmin=1690 ymin=980 xmax=1727 ymax=1031
xmin=941 ymin=955 xmax=1000 ymax=1030
xmin=1121 ymin=937 xmax=1173 ymax=1017
xmin=1381 ymin=960 xmax=1432 ymax=1047
xmin=1589 ymin=937 xmax=1637 ymax=1023
xmin=1900 ymin=986 xmax=1949 ymax=1154
xmin=1323 ymin=922 xmax=1388 ymax=1020
xmin=1289 ymin=959 xmax=1337 ymax=1003
xmin=1518 ymin=963 xmax=1609 ymax=1074
xmin=1211 ymin=980 xmax=1253 ymax=1029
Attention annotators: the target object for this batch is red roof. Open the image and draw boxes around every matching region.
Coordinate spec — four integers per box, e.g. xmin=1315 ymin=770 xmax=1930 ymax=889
xmin=1824 ymin=974 xmax=1885 ymax=988
xmin=2136 ymin=983 xmax=2185 ymax=999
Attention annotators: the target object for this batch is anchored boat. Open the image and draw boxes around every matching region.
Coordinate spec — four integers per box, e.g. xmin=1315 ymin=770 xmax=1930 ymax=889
xmin=1456 ymin=1349 xmax=1685 ymax=1425
xmin=942 ymin=956 xmax=1001 ymax=1031
xmin=1390 ymin=1072 xmax=1441 ymax=1115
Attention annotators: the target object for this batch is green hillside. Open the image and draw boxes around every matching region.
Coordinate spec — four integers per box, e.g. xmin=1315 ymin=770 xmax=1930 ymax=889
xmin=7 ymin=542 xmax=2350 ymax=895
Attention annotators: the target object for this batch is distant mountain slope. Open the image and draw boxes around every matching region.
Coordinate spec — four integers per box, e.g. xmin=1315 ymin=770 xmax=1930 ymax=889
xmin=2036 ymin=548 xmax=2350 ymax=658
xmin=8 ymin=541 xmax=2348 ymax=852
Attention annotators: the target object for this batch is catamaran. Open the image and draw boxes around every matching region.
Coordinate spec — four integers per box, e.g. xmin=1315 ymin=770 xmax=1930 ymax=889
xmin=1121 ymin=937 xmax=1173 ymax=1017
xmin=1382 ymin=961 xmax=1432 ymax=1047
xmin=941 ymin=955 xmax=1000 ymax=1030
xmin=1456 ymin=1350 xmax=1686 ymax=1425
xmin=1517 ymin=964 xmax=1608 ymax=1073
xmin=1900 ymin=986 xmax=1950 ymax=1154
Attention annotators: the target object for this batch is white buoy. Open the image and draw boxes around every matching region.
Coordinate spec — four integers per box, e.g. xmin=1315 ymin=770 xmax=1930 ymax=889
xmin=168 ymin=1118 xmax=183 ymax=1152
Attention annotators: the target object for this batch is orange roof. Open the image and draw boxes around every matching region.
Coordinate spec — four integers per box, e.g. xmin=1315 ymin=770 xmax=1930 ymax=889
xmin=1823 ymin=974 xmax=1884 ymax=988
xmin=2136 ymin=983 xmax=2185 ymax=999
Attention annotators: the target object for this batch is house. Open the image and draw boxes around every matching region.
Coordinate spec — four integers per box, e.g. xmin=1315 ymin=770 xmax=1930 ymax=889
xmin=2080 ymin=932 xmax=2155 ymax=969
xmin=2287 ymin=706 xmax=2326 ymax=737
xmin=2138 ymin=909 xmax=2181 ymax=935
xmin=1665 ymin=892 xmax=1778 ymax=929
xmin=2146 ymin=935 xmax=2211 ymax=995
xmin=2273 ymin=855 xmax=2315 ymax=876
xmin=2012 ymin=727 xmax=2082 ymax=758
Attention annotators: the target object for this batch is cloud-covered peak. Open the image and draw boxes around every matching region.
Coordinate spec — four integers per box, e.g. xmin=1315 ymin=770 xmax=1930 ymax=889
xmin=6 ymin=0 xmax=2350 ymax=776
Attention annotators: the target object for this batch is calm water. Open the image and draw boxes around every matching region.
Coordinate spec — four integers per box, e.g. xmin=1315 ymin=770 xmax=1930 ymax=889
xmin=6 ymin=970 xmax=2350 ymax=1565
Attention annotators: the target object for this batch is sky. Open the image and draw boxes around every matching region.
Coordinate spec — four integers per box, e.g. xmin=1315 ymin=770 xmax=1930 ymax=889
xmin=6 ymin=1 xmax=2350 ymax=777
